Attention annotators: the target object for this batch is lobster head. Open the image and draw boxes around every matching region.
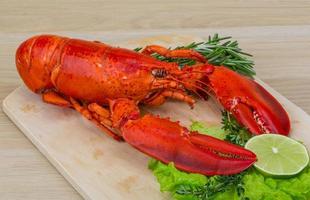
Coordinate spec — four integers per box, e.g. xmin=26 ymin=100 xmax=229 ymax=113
xmin=16 ymin=35 xmax=68 ymax=93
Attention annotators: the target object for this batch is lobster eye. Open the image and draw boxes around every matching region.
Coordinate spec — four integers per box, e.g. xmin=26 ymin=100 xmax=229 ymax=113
xmin=151 ymin=69 xmax=167 ymax=78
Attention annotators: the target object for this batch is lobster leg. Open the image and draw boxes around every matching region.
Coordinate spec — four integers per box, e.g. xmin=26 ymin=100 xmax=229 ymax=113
xmin=42 ymin=91 xmax=71 ymax=107
xmin=151 ymin=79 xmax=181 ymax=90
xmin=69 ymin=97 xmax=123 ymax=141
xmin=70 ymin=97 xmax=92 ymax=119
xmin=144 ymin=89 xmax=195 ymax=107
xmin=141 ymin=45 xmax=206 ymax=62
xmin=88 ymin=103 xmax=112 ymax=127
xmin=41 ymin=91 xmax=120 ymax=139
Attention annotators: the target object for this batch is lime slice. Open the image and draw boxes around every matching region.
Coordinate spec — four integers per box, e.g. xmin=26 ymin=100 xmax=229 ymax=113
xmin=245 ymin=134 xmax=309 ymax=177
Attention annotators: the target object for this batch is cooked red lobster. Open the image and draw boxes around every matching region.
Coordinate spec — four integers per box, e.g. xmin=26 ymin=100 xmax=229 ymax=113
xmin=15 ymin=35 xmax=290 ymax=175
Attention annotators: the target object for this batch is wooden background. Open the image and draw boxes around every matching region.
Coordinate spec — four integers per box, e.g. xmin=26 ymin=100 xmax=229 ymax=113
xmin=0 ymin=0 xmax=310 ymax=199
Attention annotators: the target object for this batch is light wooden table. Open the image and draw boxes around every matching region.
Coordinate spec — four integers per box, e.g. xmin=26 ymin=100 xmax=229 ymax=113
xmin=0 ymin=1 xmax=310 ymax=199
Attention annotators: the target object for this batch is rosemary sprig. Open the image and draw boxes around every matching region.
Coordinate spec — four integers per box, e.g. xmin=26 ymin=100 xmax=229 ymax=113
xmin=176 ymin=172 xmax=247 ymax=200
xmin=135 ymin=33 xmax=255 ymax=77
xmin=133 ymin=47 xmax=143 ymax=52
xmin=221 ymin=111 xmax=251 ymax=147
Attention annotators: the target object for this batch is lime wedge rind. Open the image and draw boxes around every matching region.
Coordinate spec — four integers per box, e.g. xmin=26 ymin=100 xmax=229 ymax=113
xmin=245 ymin=134 xmax=309 ymax=177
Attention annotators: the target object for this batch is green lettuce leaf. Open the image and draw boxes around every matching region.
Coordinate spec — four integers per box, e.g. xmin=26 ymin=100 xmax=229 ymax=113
xmin=190 ymin=121 xmax=226 ymax=140
xmin=243 ymin=167 xmax=310 ymax=200
xmin=149 ymin=159 xmax=242 ymax=200
xmin=149 ymin=159 xmax=207 ymax=200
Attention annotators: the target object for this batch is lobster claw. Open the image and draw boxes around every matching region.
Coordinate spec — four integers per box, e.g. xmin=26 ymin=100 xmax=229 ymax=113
xmin=121 ymin=114 xmax=256 ymax=175
xmin=208 ymin=67 xmax=291 ymax=135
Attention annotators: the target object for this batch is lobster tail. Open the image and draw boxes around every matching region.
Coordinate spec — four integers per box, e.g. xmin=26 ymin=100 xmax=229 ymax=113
xmin=16 ymin=35 xmax=68 ymax=93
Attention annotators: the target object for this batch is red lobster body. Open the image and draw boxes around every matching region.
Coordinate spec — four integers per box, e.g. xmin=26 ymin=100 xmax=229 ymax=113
xmin=17 ymin=35 xmax=170 ymax=103
xmin=16 ymin=34 xmax=289 ymax=175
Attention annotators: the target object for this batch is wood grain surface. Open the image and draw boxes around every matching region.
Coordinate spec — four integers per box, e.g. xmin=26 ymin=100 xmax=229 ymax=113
xmin=0 ymin=1 xmax=310 ymax=199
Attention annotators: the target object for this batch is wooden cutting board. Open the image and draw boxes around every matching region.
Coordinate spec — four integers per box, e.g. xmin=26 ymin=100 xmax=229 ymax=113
xmin=3 ymin=29 xmax=310 ymax=200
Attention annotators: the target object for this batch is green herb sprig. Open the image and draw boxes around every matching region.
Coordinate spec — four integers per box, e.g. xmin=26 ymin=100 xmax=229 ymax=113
xmin=135 ymin=33 xmax=255 ymax=77
xmin=176 ymin=173 xmax=247 ymax=200
xmin=221 ymin=111 xmax=251 ymax=147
